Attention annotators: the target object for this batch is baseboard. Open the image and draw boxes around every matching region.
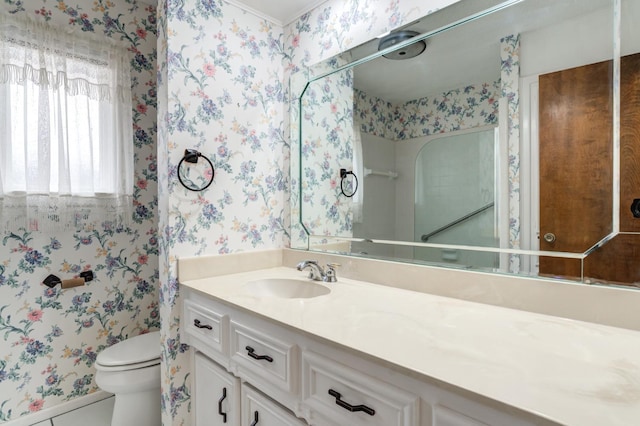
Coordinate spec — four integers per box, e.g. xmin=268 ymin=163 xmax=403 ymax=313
xmin=3 ymin=391 xmax=113 ymax=426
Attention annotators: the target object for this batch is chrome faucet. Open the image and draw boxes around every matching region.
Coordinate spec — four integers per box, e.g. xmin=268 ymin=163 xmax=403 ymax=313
xmin=296 ymin=260 xmax=339 ymax=283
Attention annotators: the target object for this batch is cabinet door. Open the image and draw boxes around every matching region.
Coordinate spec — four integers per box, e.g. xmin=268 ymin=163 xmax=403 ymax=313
xmin=195 ymin=352 xmax=240 ymax=426
xmin=241 ymin=384 xmax=306 ymax=426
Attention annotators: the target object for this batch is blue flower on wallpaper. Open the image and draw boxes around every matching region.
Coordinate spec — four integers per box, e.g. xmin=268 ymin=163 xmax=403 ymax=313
xmin=197 ymin=0 xmax=222 ymax=19
xmin=235 ymin=65 xmax=256 ymax=89
xmin=22 ymin=340 xmax=52 ymax=364
xmin=198 ymin=98 xmax=223 ymax=122
xmin=134 ymin=204 xmax=153 ymax=223
xmin=133 ymin=52 xmax=152 ymax=71
xmin=66 ymin=375 xmax=92 ymax=399
xmin=202 ymin=204 xmax=221 ymax=221
xmin=44 ymin=326 xmax=63 ymax=342
xmin=198 ymin=204 xmax=223 ymax=229
xmin=23 ymin=250 xmax=44 ymax=266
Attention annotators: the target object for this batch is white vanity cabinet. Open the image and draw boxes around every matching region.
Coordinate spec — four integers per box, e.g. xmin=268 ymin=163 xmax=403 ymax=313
xmin=184 ymin=289 xmax=307 ymax=425
xmin=183 ymin=287 xmax=543 ymax=426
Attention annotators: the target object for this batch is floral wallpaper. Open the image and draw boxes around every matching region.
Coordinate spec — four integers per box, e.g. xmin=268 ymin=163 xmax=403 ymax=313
xmin=354 ymin=88 xmax=396 ymax=139
xmin=500 ymin=34 xmax=521 ymax=271
xmin=157 ymin=0 xmax=291 ymax=424
xmin=356 ymin=81 xmax=500 ymax=140
xmin=0 ymin=0 xmax=158 ymax=423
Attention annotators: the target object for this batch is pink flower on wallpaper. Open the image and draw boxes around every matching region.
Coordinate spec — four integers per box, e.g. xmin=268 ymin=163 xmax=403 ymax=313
xmin=29 ymin=399 xmax=45 ymax=412
xmin=292 ymin=34 xmax=300 ymax=47
xmin=204 ymin=167 xmax=214 ymax=180
xmin=330 ymin=103 xmax=337 ymax=114
xmin=27 ymin=309 xmax=43 ymax=322
xmin=137 ymin=178 xmax=148 ymax=189
xmin=138 ymin=255 xmax=148 ymax=265
xmin=203 ymin=62 xmax=216 ymax=77
xmin=136 ymin=103 xmax=148 ymax=114
xmin=136 ymin=28 xmax=148 ymax=40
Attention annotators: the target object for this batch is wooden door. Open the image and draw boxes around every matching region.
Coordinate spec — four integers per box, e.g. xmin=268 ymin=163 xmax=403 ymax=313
xmin=539 ymin=60 xmax=613 ymax=279
xmin=539 ymin=54 xmax=640 ymax=283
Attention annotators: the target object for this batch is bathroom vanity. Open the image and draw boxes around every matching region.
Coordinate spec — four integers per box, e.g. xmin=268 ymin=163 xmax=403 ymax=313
xmin=179 ymin=251 xmax=640 ymax=426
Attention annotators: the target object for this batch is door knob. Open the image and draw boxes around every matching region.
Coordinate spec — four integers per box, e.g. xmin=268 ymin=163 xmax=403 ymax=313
xmin=543 ymin=233 xmax=556 ymax=243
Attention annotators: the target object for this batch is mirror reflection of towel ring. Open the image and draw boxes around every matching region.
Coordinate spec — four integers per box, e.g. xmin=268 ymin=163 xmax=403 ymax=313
xmin=178 ymin=149 xmax=215 ymax=192
xmin=339 ymin=168 xmax=358 ymax=197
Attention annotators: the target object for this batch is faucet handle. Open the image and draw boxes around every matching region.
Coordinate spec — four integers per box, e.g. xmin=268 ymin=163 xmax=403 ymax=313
xmin=324 ymin=263 xmax=340 ymax=282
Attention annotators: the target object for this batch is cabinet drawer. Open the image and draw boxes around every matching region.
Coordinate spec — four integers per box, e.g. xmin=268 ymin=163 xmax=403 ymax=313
xmin=241 ymin=384 xmax=306 ymax=426
xmin=230 ymin=321 xmax=298 ymax=394
xmin=184 ymin=299 xmax=227 ymax=359
xmin=302 ymin=351 xmax=418 ymax=426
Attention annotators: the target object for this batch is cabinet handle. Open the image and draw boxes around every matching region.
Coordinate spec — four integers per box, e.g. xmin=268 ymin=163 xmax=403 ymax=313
xmin=217 ymin=387 xmax=227 ymax=423
xmin=328 ymin=389 xmax=375 ymax=416
xmin=193 ymin=319 xmax=212 ymax=330
xmin=245 ymin=346 xmax=273 ymax=363
xmin=250 ymin=410 xmax=259 ymax=426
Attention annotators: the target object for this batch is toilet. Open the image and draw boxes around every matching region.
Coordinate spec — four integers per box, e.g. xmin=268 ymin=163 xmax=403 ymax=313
xmin=95 ymin=331 xmax=161 ymax=426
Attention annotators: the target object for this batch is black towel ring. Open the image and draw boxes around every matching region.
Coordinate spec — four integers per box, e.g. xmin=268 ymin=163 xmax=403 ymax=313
xmin=178 ymin=149 xmax=215 ymax=192
xmin=339 ymin=168 xmax=358 ymax=198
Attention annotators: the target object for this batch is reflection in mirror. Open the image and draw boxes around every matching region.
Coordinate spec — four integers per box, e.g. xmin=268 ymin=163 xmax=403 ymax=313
xmin=295 ymin=0 xmax=640 ymax=286
xmin=412 ymin=128 xmax=498 ymax=268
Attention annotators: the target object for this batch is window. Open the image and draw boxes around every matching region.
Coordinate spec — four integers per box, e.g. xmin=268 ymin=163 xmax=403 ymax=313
xmin=0 ymin=15 xmax=133 ymax=231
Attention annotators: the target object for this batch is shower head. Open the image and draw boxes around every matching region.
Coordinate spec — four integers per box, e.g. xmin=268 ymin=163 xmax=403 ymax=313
xmin=378 ymin=30 xmax=426 ymax=60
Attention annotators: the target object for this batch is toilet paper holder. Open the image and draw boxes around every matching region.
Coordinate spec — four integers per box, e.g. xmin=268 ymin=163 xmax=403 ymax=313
xmin=43 ymin=270 xmax=94 ymax=289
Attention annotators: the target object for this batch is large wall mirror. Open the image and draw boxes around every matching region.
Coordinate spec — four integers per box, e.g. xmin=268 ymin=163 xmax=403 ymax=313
xmin=292 ymin=0 xmax=640 ymax=287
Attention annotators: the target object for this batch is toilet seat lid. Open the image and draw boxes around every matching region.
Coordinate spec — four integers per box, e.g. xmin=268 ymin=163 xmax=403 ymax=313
xmin=96 ymin=331 xmax=160 ymax=367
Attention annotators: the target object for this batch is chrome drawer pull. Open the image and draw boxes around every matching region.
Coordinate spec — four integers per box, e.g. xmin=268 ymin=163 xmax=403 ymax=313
xmin=245 ymin=346 xmax=273 ymax=363
xmin=217 ymin=387 xmax=227 ymax=423
xmin=328 ymin=389 xmax=375 ymax=416
xmin=193 ymin=319 xmax=213 ymax=330
xmin=250 ymin=410 xmax=259 ymax=426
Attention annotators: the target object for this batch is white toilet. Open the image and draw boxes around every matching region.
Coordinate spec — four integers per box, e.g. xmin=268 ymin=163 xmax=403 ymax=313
xmin=95 ymin=331 xmax=161 ymax=426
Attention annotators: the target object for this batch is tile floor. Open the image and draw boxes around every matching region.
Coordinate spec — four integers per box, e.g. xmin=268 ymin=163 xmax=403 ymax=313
xmin=31 ymin=396 xmax=114 ymax=426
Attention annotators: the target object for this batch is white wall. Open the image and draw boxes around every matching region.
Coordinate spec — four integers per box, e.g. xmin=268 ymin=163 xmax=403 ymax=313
xmin=520 ymin=1 xmax=640 ymax=78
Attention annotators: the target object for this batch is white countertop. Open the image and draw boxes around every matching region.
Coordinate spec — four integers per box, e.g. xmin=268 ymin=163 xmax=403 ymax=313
xmin=181 ymin=266 xmax=640 ymax=425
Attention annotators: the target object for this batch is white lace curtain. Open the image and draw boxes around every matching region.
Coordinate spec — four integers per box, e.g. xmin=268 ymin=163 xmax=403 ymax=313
xmin=0 ymin=14 xmax=133 ymax=231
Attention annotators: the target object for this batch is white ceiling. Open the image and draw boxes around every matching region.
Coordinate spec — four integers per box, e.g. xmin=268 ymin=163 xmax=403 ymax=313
xmin=226 ymin=0 xmax=327 ymax=25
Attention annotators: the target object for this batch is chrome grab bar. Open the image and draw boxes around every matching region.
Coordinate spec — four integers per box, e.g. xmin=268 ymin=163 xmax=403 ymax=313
xmin=420 ymin=202 xmax=494 ymax=242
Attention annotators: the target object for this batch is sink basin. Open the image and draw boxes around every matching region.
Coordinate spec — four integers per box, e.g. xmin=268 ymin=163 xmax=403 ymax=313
xmin=244 ymin=278 xmax=330 ymax=299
